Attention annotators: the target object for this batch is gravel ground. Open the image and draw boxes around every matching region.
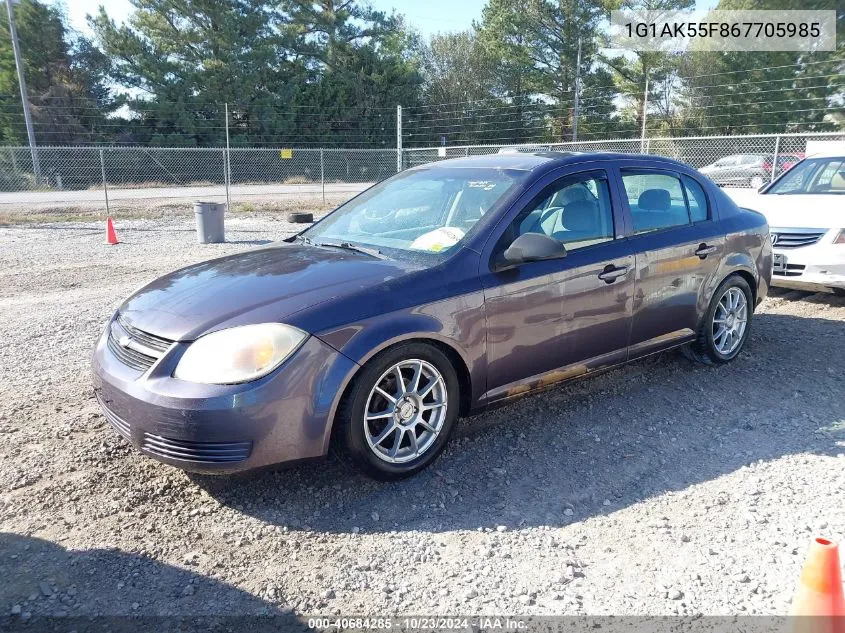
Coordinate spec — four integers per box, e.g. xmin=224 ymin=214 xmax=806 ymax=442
xmin=0 ymin=214 xmax=843 ymax=622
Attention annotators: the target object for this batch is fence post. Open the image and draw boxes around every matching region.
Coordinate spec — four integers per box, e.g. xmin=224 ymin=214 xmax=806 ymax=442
xmin=224 ymin=104 xmax=232 ymax=212
xmin=320 ymin=149 xmax=325 ymax=205
xmin=222 ymin=149 xmax=230 ymax=212
xmin=99 ymin=148 xmax=110 ymax=216
xmin=771 ymin=134 xmax=780 ymax=181
xmin=396 ymin=104 xmax=402 ymax=173
xmin=645 ymin=138 xmax=651 ymax=154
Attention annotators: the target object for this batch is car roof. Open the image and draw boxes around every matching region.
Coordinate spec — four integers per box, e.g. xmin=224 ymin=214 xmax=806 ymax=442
xmin=409 ymin=151 xmax=694 ymax=173
xmin=805 ymin=151 xmax=845 ymax=159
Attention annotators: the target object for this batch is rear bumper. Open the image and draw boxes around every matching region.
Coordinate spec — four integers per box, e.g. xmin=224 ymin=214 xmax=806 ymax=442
xmin=91 ymin=324 xmax=358 ymax=474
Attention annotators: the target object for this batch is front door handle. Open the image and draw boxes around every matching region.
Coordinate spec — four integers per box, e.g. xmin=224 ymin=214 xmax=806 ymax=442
xmin=598 ymin=264 xmax=629 ymax=283
xmin=695 ymin=243 xmax=718 ymax=259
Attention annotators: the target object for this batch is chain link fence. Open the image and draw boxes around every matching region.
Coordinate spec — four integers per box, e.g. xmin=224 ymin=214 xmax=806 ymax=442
xmin=403 ymin=132 xmax=845 ymax=188
xmin=0 ymin=146 xmax=396 ymax=218
xmin=1 ymin=132 xmax=843 ymax=218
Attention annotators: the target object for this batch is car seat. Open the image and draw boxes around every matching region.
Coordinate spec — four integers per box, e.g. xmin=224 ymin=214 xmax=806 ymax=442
xmin=552 ymin=199 xmax=603 ymax=243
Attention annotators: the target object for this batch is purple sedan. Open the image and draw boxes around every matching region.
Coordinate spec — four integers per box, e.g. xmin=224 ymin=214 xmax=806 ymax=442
xmin=92 ymin=152 xmax=772 ymax=479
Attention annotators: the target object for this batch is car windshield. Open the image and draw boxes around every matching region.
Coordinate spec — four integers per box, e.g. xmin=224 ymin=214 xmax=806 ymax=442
xmin=302 ymin=166 xmax=527 ymax=255
xmin=766 ymin=157 xmax=845 ymax=195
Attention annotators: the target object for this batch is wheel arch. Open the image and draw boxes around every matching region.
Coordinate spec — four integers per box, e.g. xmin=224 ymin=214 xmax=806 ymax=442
xmin=324 ymin=335 xmax=474 ymax=454
xmin=696 ymin=262 xmax=758 ymax=336
xmin=716 ymin=249 xmax=759 ymax=304
xmin=731 ymin=268 xmax=757 ymax=306
xmin=714 ymin=264 xmax=757 ymax=307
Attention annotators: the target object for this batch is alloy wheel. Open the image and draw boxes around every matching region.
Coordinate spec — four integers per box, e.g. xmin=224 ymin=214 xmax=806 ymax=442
xmin=712 ymin=287 xmax=748 ymax=356
xmin=363 ymin=359 xmax=448 ymax=464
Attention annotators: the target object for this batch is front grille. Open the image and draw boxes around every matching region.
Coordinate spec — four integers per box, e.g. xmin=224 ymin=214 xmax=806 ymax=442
xmin=116 ymin=315 xmax=172 ymax=353
xmin=771 ymin=229 xmax=826 ymax=249
xmin=95 ymin=393 xmax=131 ymax=441
xmin=107 ymin=315 xmax=173 ymax=372
xmin=773 ymin=263 xmax=806 ymax=277
xmin=141 ymin=433 xmax=252 ymax=464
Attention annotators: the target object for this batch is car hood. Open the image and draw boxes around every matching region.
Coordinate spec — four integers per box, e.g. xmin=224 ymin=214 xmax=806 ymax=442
xmin=725 ymin=192 xmax=842 ymax=229
xmin=119 ymin=243 xmax=417 ymax=341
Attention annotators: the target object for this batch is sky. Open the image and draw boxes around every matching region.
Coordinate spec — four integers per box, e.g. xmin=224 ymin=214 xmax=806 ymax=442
xmin=53 ymin=0 xmax=720 ymax=40
xmin=51 ymin=0 xmax=489 ymax=39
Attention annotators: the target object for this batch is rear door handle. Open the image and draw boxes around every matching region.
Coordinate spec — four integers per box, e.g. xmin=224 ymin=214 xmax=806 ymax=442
xmin=598 ymin=265 xmax=629 ymax=283
xmin=695 ymin=244 xmax=718 ymax=259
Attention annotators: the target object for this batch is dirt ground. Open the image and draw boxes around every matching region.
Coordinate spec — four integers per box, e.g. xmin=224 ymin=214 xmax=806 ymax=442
xmin=0 ymin=215 xmax=843 ymax=623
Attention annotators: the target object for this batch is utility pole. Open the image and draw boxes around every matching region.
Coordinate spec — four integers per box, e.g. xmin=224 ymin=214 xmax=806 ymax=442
xmin=572 ymin=37 xmax=582 ymax=142
xmin=640 ymin=74 xmax=649 ymax=153
xmin=6 ymin=0 xmax=40 ymax=182
xmin=396 ymin=105 xmax=402 ymax=173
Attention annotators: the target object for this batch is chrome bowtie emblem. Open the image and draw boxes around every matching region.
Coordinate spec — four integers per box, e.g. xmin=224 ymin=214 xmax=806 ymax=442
xmin=118 ymin=335 xmax=131 ymax=348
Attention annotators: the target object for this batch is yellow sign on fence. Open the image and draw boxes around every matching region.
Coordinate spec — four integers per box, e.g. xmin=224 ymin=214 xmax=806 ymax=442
xmin=280 ymin=148 xmax=293 ymax=159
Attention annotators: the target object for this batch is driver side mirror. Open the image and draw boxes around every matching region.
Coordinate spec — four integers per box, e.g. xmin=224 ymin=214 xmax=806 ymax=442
xmin=501 ymin=233 xmax=567 ymax=268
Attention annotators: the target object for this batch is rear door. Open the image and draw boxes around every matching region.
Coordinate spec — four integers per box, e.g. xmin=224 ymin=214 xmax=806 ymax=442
xmin=616 ymin=165 xmax=725 ymax=359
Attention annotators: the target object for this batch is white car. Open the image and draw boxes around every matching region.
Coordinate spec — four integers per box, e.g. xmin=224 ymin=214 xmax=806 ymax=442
xmin=728 ymin=152 xmax=845 ymax=295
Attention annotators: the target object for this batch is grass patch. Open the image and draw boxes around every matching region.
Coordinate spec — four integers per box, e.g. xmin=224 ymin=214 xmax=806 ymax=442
xmin=282 ymin=176 xmax=312 ymax=185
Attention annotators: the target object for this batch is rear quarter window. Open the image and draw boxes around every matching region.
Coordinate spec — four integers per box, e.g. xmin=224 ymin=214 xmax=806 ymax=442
xmin=681 ymin=175 xmax=709 ymax=223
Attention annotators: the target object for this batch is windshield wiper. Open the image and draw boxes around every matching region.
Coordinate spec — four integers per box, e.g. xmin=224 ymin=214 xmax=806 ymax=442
xmin=313 ymin=240 xmax=385 ymax=259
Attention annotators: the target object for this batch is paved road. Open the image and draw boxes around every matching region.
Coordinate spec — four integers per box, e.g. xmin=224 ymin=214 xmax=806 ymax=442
xmin=0 ymin=182 xmax=371 ymax=209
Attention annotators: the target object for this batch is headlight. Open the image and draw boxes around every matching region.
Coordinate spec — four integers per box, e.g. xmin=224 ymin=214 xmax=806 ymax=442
xmin=833 ymin=229 xmax=845 ymax=245
xmin=174 ymin=323 xmax=307 ymax=384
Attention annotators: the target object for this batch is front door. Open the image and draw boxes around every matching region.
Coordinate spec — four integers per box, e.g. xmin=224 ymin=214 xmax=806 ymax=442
xmin=480 ymin=169 xmax=634 ymax=403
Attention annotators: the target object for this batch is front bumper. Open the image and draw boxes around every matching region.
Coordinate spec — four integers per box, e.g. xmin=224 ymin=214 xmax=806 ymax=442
xmin=91 ymin=323 xmax=358 ymax=474
xmin=771 ymin=244 xmax=845 ymax=292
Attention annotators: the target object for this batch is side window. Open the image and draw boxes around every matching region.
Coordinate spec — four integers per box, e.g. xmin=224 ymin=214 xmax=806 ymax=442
xmin=514 ymin=174 xmax=614 ymax=252
xmin=621 ymin=171 xmax=690 ymax=234
xmin=812 ymin=159 xmax=845 ymax=191
xmin=681 ymin=175 xmax=709 ymax=222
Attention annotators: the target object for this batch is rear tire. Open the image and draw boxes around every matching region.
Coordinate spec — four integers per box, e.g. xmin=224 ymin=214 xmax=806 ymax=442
xmin=337 ymin=342 xmax=460 ymax=480
xmin=684 ymin=274 xmax=754 ymax=365
xmin=749 ymin=175 xmax=765 ymax=189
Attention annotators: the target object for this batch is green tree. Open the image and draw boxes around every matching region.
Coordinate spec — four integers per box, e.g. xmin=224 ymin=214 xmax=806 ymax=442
xmin=280 ymin=1 xmax=422 ymax=147
xmin=90 ymin=0 xmax=421 ymax=147
xmin=678 ymin=0 xmax=843 ymax=135
xmin=477 ymin=0 xmax=619 ymax=142
xmin=90 ymin=0 xmax=280 ymax=146
xmin=600 ymin=0 xmax=694 ymax=138
xmin=0 ymin=0 xmax=111 ymax=145
xmin=409 ymin=30 xmax=511 ymax=145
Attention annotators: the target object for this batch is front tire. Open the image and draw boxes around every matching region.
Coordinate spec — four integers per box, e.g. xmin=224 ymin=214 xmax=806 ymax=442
xmin=684 ymin=275 xmax=753 ymax=365
xmin=337 ymin=343 xmax=460 ymax=480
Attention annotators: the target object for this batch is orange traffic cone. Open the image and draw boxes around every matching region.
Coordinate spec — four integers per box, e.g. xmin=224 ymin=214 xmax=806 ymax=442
xmin=790 ymin=537 xmax=845 ymax=633
xmin=106 ymin=216 xmax=119 ymax=245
